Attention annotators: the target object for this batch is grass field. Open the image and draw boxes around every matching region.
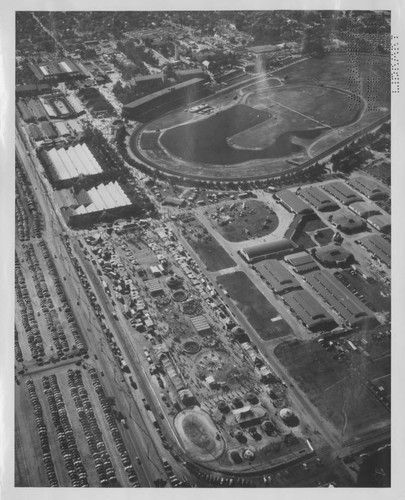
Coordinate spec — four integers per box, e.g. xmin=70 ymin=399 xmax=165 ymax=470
xmin=247 ymin=85 xmax=361 ymax=127
xmin=275 ymin=340 xmax=389 ymax=437
xmin=217 ymin=272 xmax=292 ymax=340
xmin=206 ymin=200 xmax=279 ymax=242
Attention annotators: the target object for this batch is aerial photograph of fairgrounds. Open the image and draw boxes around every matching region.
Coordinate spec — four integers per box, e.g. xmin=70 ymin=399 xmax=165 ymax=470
xmin=14 ymin=9 xmax=392 ymax=489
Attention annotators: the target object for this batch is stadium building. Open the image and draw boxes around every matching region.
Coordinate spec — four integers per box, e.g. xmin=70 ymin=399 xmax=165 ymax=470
xmin=122 ymin=78 xmax=208 ymax=121
xmin=239 ymin=239 xmax=296 ymax=263
xmin=298 ymin=186 xmax=339 ymax=212
xmin=256 ymin=260 xmax=301 ymax=295
xmin=274 ymin=189 xmax=314 ymax=215
xmin=284 ymin=251 xmax=319 ymax=274
xmin=304 ymin=271 xmax=376 ymax=328
xmin=358 ymin=235 xmax=391 ymax=267
xmin=322 ymin=181 xmax=364 ymax=205
xmin=312 ymin=244 xmax=353 ymax=267
xmin=366 ymin=214 xmax=391 ymax=234
xmin=282 ymin=289 xmax=338 ymax=332
xmin=348 ymin=176 xmax=389 ymax=200
xmin=349 ymin=201 xmax=381 ymax=219
xmin=330 ymin=210 xmax=367 ymax=234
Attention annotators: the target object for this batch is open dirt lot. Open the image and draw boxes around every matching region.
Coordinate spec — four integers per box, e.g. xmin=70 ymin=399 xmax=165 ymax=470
xmin=274 ymin=340 xmax=390 ymax=438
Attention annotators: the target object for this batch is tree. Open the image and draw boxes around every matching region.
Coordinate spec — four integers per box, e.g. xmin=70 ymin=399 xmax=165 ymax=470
xmin=302 ymin=27 xmax=326 ymax=56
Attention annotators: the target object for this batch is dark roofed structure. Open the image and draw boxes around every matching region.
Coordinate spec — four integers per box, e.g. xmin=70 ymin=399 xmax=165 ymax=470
xmin=298 ymin=186 xmax=339 ymax=211
xmin=313 ymin=244 xmax=353 ymax=267
xmin=349 ymin=201 xmax=381 ymax=219
xmin=274 ymin=189 xmax=314 ymax=214
xmin=239 ymin=239 xmax=296 ymax=263
xmin=305 ymin=271 xmax=376 ymax=327
xmin=348 ymin=176 xmax=389 ymax=200
xmin=331 ymin=210 xmax=366 ymax=234
xmin=366 ymin=214 xmax=391 ymax=234
xmin=284 ymin=251 xmax=319 ymax=274
xmin=359 ymin=235 xmax=391 ymax=267
xmin=256 ymin=260 xmax=301 ymax=294
xmin=283 ymin=289 xmax=337 ymax=332
xmin=322 ymin=181 xmax=364 ymax=205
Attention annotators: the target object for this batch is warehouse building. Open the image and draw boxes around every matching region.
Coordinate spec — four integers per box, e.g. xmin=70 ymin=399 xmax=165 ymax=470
xmin=274 ymin=189 xmax=314 ymax=215
xmin=43 ymin=143 xmax=103 ymax=183
xmin=239 ymin=239 xmax=296 ymax=263
xmin=16 ymin=83 xmax=52 ymax=97
xmin=366 ymin=214 xmax=391 ymax=234
xmin=59 ymin=181 xmax=134 ymax=227
xmin=284 ymin=251 xmax=319 ymax=274
xmin=145 ymin=279 xmax=164 ymax=296
xmin=282 ymin=289 xmax=337 ymax=332
xmin=358 ymin=235 xmax=391 ymax=268
xmin=29 ymin=58 xmax=86 ymax=82
xmin=348 ymin=176 xmax=389 ymax=200
xmin=331 ymin=210 xmax=366 ymax=234
xmin=298 ymin=186 xmax=339 ymax=211
xmin=322 ymin=181 xmax=364 ymax=205
xmin=312 ymin=244 xmax=353 ymax=267
xmin=304 ymin=271 xmax=376 ymax=327
xmin=40 ymin=121 xmax=58 ymax=140
xmin=349 ymin=201 xmax=381 ymax=219
xmin=256 ymin=260 xmax=301 ymax=294
xmin=28 ymin=123 xmax=43 ymax=142
xmin=54 ymin=121 xmax=71 ymax=137
xmin=190 ymin=315 xmax=212 ymax=335
xmin=122 ymin=78 xmax=207 ymax=121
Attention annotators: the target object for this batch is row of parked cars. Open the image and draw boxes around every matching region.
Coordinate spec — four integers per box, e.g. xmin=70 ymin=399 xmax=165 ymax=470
xmin=88 ymin=367 xmax=140 ymax=487
xmin=25 ymin=379 xmax=59 ymax=486
xmin=15 ymin=156 xmax=43 ymax=240
xmin=15 ymin=255 xmax=45 ymax=360
xmin=42 ymin=374 xmax=89 ymax=487
xmin=23 ymin=243 xmax=71 ymax=357
xmin=67 ymin=369 xmax=118 ymax=486
xmin=15 ymin=327 xmax=24 ymax=363
xmin=39 ymin=240 xmax=87 ymax=355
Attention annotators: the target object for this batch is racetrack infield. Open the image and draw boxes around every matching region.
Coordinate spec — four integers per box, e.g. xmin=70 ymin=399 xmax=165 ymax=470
xmin=175 ymin=407 xmax=225 ymax=462
xmin=130 ymin=53 xmax=390 ymax=181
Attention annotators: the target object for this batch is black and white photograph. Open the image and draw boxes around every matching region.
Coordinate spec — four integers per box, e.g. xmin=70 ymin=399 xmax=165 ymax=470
xmin=1 ymin=3 xmax=404 ymax=496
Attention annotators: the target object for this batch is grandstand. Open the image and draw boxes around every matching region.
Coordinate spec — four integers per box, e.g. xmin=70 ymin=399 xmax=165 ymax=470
xmin=122 ymin=78 xmax=207 ymax=121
